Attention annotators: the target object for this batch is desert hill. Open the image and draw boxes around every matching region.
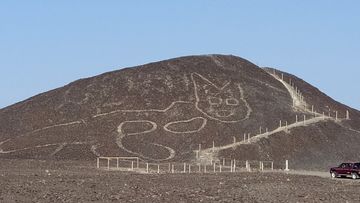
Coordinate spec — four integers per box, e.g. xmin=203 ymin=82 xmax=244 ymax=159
xmin=0 ymin=54 xmax=359 ymax=170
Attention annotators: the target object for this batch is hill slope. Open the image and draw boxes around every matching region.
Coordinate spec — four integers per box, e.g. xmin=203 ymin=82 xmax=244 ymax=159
xmin=0 ymin=55 xmax=359 ymax=169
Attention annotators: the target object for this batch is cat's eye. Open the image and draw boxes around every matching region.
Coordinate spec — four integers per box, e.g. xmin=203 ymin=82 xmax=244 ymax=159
xmin=208 ymin=97 xmax=222 ymax=105
xmin=226 ymin=98 xmax=239 ymax=106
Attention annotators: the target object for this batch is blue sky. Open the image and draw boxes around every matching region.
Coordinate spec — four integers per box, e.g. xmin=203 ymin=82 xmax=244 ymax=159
xmin=0 ymin=1 xmax=359 ymax=110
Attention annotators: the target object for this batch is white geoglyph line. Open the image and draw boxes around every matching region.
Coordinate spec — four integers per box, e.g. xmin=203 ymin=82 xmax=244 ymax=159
xmin=192 ymin=73 xmax=252 ymax=123
xmin=0 ymin=121 xmax=84 ymax=147
xmin=0 ymin=142 xmax=91 ymax=154
xmin=50 ymin=143 xmax=67 ymax=156
xmin=116 ymin=120 xmax=175 ymax=161
xmin=3 ymin=72 xmax=253 ymax=160
xmin=92 ymin=101 xmax=192 ymax=118
xmin=197 ymin=70 xmax=340 ymax=162
xmin=91 ymin=145 xmax=101 ymax=157
xmin=163 ymin=117 xmax=207 ymax=134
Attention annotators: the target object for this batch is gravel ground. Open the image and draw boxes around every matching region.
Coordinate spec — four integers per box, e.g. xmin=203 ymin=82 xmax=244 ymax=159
xmin=0 ymin=159 xmax=360 ymax=203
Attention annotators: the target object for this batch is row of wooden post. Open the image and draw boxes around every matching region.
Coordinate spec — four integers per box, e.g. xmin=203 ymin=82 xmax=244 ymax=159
xmin=197 ymin=108 xmax=350 ymax=153
xmin=96 ymin=157 xmax=288 ymax=173
xmin=273 ymin=69 xmax=350 ymax=121
xmin=96 ymin=157 xmax=139 ymax=170
xmin=143 ymin=160 xmax=274 ymax=174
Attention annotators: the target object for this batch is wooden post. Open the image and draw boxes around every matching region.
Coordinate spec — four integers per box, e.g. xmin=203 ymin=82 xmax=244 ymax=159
xmin=107 ymin=158 xmax=110 ymax=170
xmin=97 ymin=158 xmax=99 ymax=169
xmin=233 ymin=159 xmax=236 ymax=172
xmin=146 ymin=163 xmax=149 ymax=173
xmin=219 ymin=164 xmax=222 ymax=173
xmin=116 ymin=158 xmax=119 ymax=169
xmin=285 ymin=121 xmax=288 ymax=129
xmin=213 ymin=163 xmax=216 ymax=173
xmin=281 ymin=73 xmax=284 ymax=80
xmin=137 ymin=158 xmax=139 ymax=169
xmin=279 ymin=120 xmax=282 ymax=128
xmin=198 ymin=163 xmax=201 ymax=172
xmin=172 ymin=164 xmax=175 ymax=173
xmin=168 ymin=163 xmax=171 ymax=172
xmin=189 ymin=164 xmax=191 ymax=173
xmin=131 ymin=161 xmax=134 ymax=171
xmin=336 ymin=111 xmax=338 ymax=121
xmin=204 ymin=165 xmax=207 ymax=173
xmin=233 ymin=136 xmax=236 ymax=144
xmin=285 ymin=160 xmax=289 ymax=171
xmin=183 ymin=163 xmax=186 ymax=173
xmin=212 ymin=141 xmax=215 ymax=152
xmin=230 ymin=160 xmax=233 ymax=172
xmin=311 ymin=105 xmax=314 ymax=113
xmin=259 ymin=161 xmax=262 ymax=171
xmin=271 ymin=162 xmax=274 ymax=170
xmin=243 ymin=133 xmax=246 ymax=142
xmin=259 ymin=126 xmax=262 ymax=134
xmin=196 ymin=151 xmax=199 ymax=159
xmin=223 ymin=158 xmax=225 ymax=166
xmin=157 ymin=165 xmax=160 ymax=174
xmin=303 ymin=115 xmax=306 ymax=125
xmin=346 ymin=110 xmax=350 ymax=120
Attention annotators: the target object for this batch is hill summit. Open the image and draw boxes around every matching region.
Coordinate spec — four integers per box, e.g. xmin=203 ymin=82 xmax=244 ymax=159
xmin=1 ymin=54 xmax=359 ymax=169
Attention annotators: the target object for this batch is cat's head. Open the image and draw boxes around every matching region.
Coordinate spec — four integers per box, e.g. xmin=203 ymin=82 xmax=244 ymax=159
xmin=191 ymin=73 xmax=251 ymax=122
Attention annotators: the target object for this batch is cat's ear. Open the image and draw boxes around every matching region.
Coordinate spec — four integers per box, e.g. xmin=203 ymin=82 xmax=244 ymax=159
xmin=191 ymin=73 xmax=219 ymax=99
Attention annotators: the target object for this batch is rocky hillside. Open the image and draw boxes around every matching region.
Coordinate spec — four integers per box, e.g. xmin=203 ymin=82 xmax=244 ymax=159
xmin=0 ymin=55 xmax=359 ymax=170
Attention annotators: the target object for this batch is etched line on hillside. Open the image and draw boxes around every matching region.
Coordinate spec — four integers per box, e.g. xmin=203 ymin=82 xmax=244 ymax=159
xmin=163 ymin=117 xmax=207 ymax=134
xmin=116 ymin=120 xmax=176 ymax=161
xmin=191 ymin=73 xmax=252 ymax=123
xmin=197 ymin=68 xmax=349 ymax=163
xmin=0 ymin=120 xmax=84 ymax=147
xmin=91 ymin=144 xmax=101 ymax=157
xmin=0 ymin=141 xmax=91 ymax=155
xmin=2 ymin=72 xmax=253 ymax=160
xmin=50 ymin=143 xmax=67 ymax=156
xmin=92 ymin=101 xmax=192 ymax=118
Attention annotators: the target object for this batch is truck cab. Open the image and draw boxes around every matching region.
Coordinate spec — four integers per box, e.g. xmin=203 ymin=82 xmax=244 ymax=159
xmin=330 ymin=162 xmax=360 ymax=179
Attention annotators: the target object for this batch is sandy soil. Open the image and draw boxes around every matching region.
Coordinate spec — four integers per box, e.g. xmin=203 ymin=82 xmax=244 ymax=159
xmin=1 ymin=159 xmax=360 ymax=203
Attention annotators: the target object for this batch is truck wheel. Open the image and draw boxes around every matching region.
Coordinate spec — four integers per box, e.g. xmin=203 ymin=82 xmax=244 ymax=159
xmin=331 ymin=172 xmax=337 ymax=178
xmin=351 ymin=173 xmax=358 ymax=180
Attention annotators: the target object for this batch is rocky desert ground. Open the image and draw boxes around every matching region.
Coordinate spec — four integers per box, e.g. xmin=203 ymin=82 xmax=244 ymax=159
xmin=1 ymin=159 xmax=359 ymax=203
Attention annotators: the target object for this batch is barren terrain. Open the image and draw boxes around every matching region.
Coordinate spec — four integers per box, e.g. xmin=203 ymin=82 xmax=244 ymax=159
xmin=1 ymin=159 xmax=359 ymax=203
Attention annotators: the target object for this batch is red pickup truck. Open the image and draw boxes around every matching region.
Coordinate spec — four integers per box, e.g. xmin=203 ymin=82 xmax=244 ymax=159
xmin=330 ymin=162 xmax=360 ymax=179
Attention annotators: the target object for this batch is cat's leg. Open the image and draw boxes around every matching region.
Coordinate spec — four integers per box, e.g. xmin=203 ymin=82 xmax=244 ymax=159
xmin=116 ymin=120 xmax=176 ymax=161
